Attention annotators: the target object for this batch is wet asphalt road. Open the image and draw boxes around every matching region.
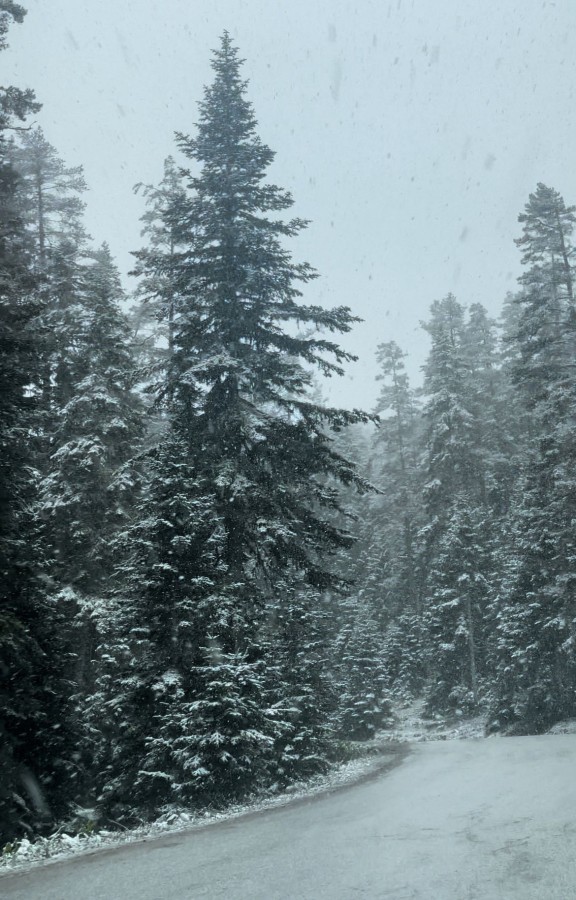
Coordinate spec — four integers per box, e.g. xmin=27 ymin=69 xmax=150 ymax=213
xmin=2 ymin=734 xmax=576 ymax=899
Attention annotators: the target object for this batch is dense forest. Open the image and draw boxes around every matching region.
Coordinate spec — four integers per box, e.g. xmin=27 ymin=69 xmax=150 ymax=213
xmin=2 ymin=4 xmax=576 ymax=846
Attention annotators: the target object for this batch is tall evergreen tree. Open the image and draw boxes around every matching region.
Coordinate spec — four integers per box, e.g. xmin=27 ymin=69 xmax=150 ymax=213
xmin=370 ymin=342 xmax=425 ymax=694
xmin=130 ymin=156 xmax=188 ymax=386
xmin=10 ymin=127 xmax=87 ymax=266
xmin=491 ymin=185 xmax=576 ymax=732
xmin=38 ymin=245 xmax=143 ymax=697
xmin=9 ymin=130 xmax=88 ymax=412
xmin=372 ymin=341 xmax=421 ymax=619
xmin=419 ymin=296 xmax=479 ymax=533
xmin=264 ymin=571 xmax=340 ymax=782
xmin=463 ymin=304 xmax=516 ymax=515
xmin=101 ymin=33 xmax=372 ymax=818
xmin=334 ymin=597 xmax=391 ymax=740
xmin=417 ymin=296 xmax=496 ymax=712
xmin=39 ymin=245 xmax=142 ymax=595
xmin=425 ymin=500 xmax=495 ymax=712
xmin=0 ymin=2 xmax=77 ymax=844
xmin=10 ymin=128 xmax=143 ymax=799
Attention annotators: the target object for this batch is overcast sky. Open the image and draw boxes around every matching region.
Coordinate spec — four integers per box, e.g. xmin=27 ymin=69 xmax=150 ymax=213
xmin=5 ymin=0 xmax=576 ymax=409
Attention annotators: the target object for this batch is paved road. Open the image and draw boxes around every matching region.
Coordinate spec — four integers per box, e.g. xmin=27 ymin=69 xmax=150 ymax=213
xmin=2 ymin=735 xmax=576 ymax=899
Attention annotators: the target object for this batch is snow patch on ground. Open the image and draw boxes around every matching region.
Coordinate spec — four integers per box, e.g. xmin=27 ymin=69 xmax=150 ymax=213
xmin=0 ymin=750 xmax=399 ymax=875
xmin=4 ymin=700 xmax=570 ymax=875
xmin=548 ymin=718 xmax=576 ymax=734
xmin=381 ymin=698 xmax=486 ymax=743
xmin=383 ymin=698 xmax=576 ymax=742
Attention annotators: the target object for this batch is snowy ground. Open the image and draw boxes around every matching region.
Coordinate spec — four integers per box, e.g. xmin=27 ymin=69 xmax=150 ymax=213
xmin=0 ymin=745 xmax=403 ymax=874
xmin=0 ymin=697 xmax=462 ymax=874
xmin=0 ymin=701 xmax=568 ymax=884
xmin=382 ymin=697 xmax=486 ymax=743
xmin=3 ymin=729 xmax=576 ymax=899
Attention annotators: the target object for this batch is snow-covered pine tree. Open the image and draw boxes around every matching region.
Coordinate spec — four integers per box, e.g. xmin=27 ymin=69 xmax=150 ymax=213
xmin=315 ymin=419 xmax=396 ymax=739
xmin=512 ymin=184 xmax=576 ymax=410
xmin=360 ymin=341 xmax=425 ymax=697
xmin=11 ymin=124 xmax=144 ymax=800
xmin=417 ymin=296 xmax=495 ymax=713
xmin=333 ymin=597 xmax=391 ymax=741
xmin=131 ymin=156 xmax=187 ymax=371
xmin=490 ymin=185 xmax=576 ymax=732
xmin=38 ymin=244 xmax=143 ymax=693
xmin=0 ymin=2 xmax=77 ymax=844
xmin=265 ymin=570 xmax=340 ymax=782
xmin=499 ymin=291 xmax=534 ymax=455
xmin=419 ymin=296 xmax=479 ymax=533
xmin=463 ymin=303 xmax=517 ymax=516
xmin=372 ymin=342 xmax=421 ymax=613
xmin=10 ymin=126 xmax=143 ymax=691
xmin=10 ymin=127 xmax=87 ymax=267
xmin=101 ymin=33 xmax=373 ymax=819
xmin=9 ymin=129 xmax=89 ymax=415
xmin=424 ymin=499 xmax=495 ymax=713
xmin=128 ymin=157 xmax=190 ymax=449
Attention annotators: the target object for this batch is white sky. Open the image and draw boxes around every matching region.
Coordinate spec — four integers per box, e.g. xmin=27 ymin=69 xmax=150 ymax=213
xmin=4 ymin=0 xmax=576 ymax=408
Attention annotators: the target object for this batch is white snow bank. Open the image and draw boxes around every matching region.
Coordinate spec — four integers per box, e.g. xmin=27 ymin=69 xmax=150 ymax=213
xmin=548 ymin=718 xmax=576 ymax=734
xmin=380 ymin=698 xmax=486 ymax=743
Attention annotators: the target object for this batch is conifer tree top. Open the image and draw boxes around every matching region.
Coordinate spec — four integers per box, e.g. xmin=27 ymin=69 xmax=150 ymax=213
xmin=192 ymin=32 xmax=269 ymax=170
xmin=131 ymin=33 xmax=372 ymax=595
xmin=516 ymin=183 xmax=576 ymax=267
xmin=146 ymin=31 xmax=364 ymax=404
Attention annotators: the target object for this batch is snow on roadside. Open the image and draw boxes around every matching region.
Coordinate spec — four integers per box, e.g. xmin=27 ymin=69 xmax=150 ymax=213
xmin=0 ymin=748 xmax=400 ymax=875
xmin=380 ymin=698 xmax=486 ymax=743
xmin=382 ymin=698 xmax=576 ymax=743
xmin=0 ymin=698 xmax=487 ymax=874
xmin=4 ymin=701 xmax=569 ymax=875
xmin=548 ymin=719 xmax=576 ymax=734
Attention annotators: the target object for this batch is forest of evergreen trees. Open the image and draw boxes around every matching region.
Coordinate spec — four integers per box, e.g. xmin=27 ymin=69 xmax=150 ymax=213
xmin=2 ymin=4 xmax=576 ymax=846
